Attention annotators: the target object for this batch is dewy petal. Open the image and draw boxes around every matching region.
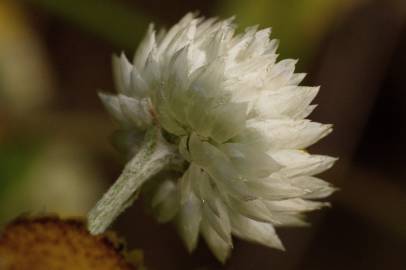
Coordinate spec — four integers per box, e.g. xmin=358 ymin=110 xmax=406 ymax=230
xmin=271 ymin=149 xmax=337 ymax=177
xmin=191 ymin=166 xmax=221 ymax=216
xmin=247 ymin=119 xmax=332 ymax=151
xmin=177 ymin=192 xmax=202 ymax=252
xmin=286 ymin=175 xmax=337 ymax=199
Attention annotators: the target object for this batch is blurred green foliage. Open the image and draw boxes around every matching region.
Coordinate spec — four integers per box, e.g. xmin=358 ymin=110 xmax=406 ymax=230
xmin=0 ymin=137 xmax=44 ymax=201
xmin=24 ymin=0 xmax=154 ymax=50
xmin=25 ymin=0 xmax=346 ymax=64
xmin=219 ymin=0 xmax=345 ymax=66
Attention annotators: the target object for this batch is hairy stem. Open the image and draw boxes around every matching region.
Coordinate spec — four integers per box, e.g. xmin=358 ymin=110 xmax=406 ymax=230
xmin=87 ymin=127 xmax=177 ymax=235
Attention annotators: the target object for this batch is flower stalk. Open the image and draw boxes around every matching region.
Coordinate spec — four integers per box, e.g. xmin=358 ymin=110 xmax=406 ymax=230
xmin=87 ymin=127 xmax=177 ymax=235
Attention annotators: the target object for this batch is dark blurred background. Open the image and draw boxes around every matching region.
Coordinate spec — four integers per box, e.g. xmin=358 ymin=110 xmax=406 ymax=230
xmin=1 ymin=0 xmax=405 ymax=269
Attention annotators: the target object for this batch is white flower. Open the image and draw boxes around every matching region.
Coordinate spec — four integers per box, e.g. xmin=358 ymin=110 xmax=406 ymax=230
xmin=98 ymin=13 xmax=336 ymax=262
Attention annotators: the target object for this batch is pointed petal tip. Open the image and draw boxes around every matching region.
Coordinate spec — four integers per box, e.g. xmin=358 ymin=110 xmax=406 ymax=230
xmin=217 ymin=247 xmax=232 ymax=264
xmin=277 ymin=242 xmax=286 ymax=252
xmin=98 ymin=91 xmax=111 ymax=98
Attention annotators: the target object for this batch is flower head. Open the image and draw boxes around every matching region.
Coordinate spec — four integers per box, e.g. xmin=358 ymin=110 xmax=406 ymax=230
xmin=100 ymin=13 xmax=336 ymax=262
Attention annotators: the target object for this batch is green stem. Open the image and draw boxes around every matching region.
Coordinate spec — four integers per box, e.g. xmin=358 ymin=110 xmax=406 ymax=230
xmin=87 ymin=127 xmax=176 ymax=235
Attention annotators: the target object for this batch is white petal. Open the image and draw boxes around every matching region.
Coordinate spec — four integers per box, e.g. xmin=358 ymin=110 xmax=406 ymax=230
xmin=98 ymin=92 xmax=129 ymax=126
xmin=245 ymin=27 xmax=272 ymax=57
xmin=220 ymin=143 xmax=281 ymax=178
xmin=247 ymin=119 xmax=332 ymax=151
xmin=190 ymin=165 xmax=221 ymax=217
xmin=177 ymin=193 xmax=202 ymax=252
xmin=228 ymin=25 xmax=258 ymax=61
xmin=190 ymin=57 xmax=226 ymax=98
xmin=118 ymin=95 xmax=152 ymax=129
xmin=134 ymin=24 xmax=157 ymax=71
xmin=201 ymin=219 xmax=232 ymax=263
xmin=265 ymin=198 xmax=329 ymax=212
xmin=142 ymin=48 xmax=161 ymax=85
xmin=202 ymin=199 xmax=232 ymax=245
xmin=209 ymin=102 xmax=248 ymax=143
xmin=151 ymin=180 xmax=180 ymax=223
xmin=286 ymin=175 xmax=337 ymax=199
xmin=250 ymin=86 xmax=319 ymax=119
xmin=245 ymin=178 xmax=308 ymax=201
xmin=188 ymin=134 xmax=254 ymax=200
xmin=178 ymin=168 xmax=192 ymax=204
xmin=226 ymin=197 xmax=275 ymax=224
xmin=168 ymin=45 xmax=190 ymax=88
xmin=165 ymin=21 xmax=196 ymax=62
xmin=112 ymin=53 xmax=132 ymax=94
xmin=230 ymin=210 xmax=284 ymax=250
xmin=265 ymin=39 xmax=280 ymax=55
xmin=195 ymin=16 xmax=219 ymax=38
xmin=155 ymin=101 xmax=186 ymax=136
xmin=264 ymin=211 xmax=309 ymax=227
xmin=184 ymin=95 xmax=216 ymax=138
xmin=288 ymin=73 xmax=306 ymax=86
xmin=156 ymin=13 xmax=195 ymax=54
xmin=265 ymin=59 xmax=297 ymax=90
xmin=151 ymin=180 xmax=175 ymax=207
xmin=295 ymin=104 xmax=317 ymax=119
xmin=130 ymin=67 xmax=149 ymax=97
xmin=271 ymin=149 xmax=337 ymax=177
xmin=203 ymin=23 xmax=233 ymax=61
